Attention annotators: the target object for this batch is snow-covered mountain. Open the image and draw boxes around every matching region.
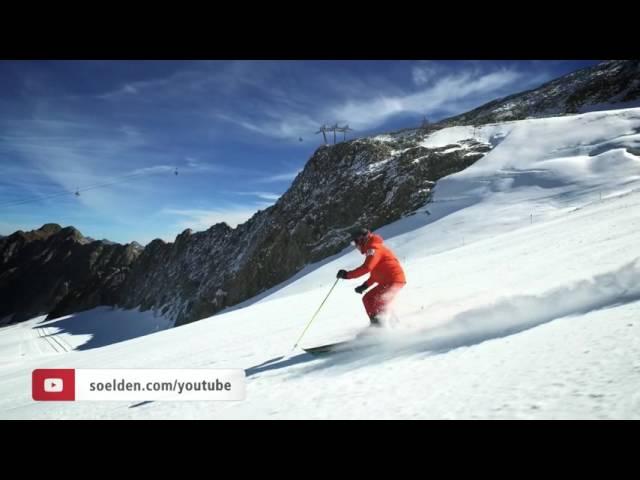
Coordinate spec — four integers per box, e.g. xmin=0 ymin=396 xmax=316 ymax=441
xmin=2 ymin=107 xmax=639 ymax=419
xmin=437 ymin=60 xmax=640 ymax=126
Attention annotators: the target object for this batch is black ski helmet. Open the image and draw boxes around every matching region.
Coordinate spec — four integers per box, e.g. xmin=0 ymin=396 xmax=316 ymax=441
xmin=350 ymin=227 xmax=370 ymax=244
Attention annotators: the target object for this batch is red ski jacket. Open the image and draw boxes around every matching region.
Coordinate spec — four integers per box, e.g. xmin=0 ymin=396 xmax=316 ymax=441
xmin=345 ymin=233 xmax=406 ymax=287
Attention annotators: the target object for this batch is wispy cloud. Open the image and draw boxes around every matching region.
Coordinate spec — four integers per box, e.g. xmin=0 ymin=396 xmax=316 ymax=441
xmin=130 ymin=158 xmax=221 ymax=176
xmin=97 ymin=61 xmax=280 ymax=102
xmin=130 ymin=165 xmax=175 ymax=175
xmin=0 ymin=112 xmax=176 ymax=214
xmin=329 ymin=68 xmax=525 ymax=130
xmin=119 ymin=124 xmax=142 ymax=140
xmin=97 ymin=69 xmax=207 ymax=101
xmin=71 ymin=61 xmax=555 ymax=143
xmin=217 ymin=111 xmax=319 ymax=141
xmin=161 ymin=206 xmax=260 ymax=230
xmin=182 ymin=159 xmax=233 ymax=175
xmin=233 ymin=191 xmax=281 ymax=201
xmin=411 ymin=61 xmax=444 ymax=86
xmin=216 ymin=63 xmax=535 ymax=139
xmin=253 ymin=169 xmax=302 ymax=184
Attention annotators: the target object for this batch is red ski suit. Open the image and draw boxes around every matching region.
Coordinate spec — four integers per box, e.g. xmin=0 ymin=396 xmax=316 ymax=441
xmin=345 ymin=233 xmax=406 ymax=317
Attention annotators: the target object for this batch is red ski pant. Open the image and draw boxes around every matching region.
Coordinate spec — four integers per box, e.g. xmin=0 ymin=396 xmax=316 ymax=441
xmin=362 ymin=283 xmax=405 ymax=317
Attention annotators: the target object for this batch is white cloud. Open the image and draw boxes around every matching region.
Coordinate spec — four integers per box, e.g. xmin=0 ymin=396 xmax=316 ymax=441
xmin=97 ymin=61 xmax=278 ymax=102
xmin=257 ymin=193 xmax=280 ymax=201
xmin=98 ymin=69 xmax=205 ymax=100
xmin=217 ymin=112 xmax=319 ymax=141
xmin=219 ymin=64 xmax=527 ymax=139
xmin=0 ymin=114 xmax=160 ymax=213
xmin=50 ymin=61 xmax=562 ymax=148
xmin=234 ymin=191 xmax=281 ymax=201
xmin=412 ymin=62 xmax=442 ymax=86
xmin=330 ymin=68 xmax=524 ymax=130
xmin=181 ymin=159 xmax=221 ymax=174
xmin=130 ymin=165 xmax=174 ymax=175
xmin=120 ymin=124 xmax=142 ymax=139
xmin=216 ymin=114 xmax=263 ymax=134
xmin=89 ymin=61 xmax=540 ymax=143
xmin=253 ymin=169 xmax=302 ymax=184
xmin=161 ymin=207 xmax=259 ymax=230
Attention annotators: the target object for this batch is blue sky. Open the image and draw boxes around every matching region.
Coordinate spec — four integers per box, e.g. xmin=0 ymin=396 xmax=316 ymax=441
xmin=0 ymin=60 xmax=599 ymax=244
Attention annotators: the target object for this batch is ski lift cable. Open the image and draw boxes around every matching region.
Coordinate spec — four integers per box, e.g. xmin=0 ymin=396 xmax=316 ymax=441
xmin=0 ymin=167 xmax=177 ymax=209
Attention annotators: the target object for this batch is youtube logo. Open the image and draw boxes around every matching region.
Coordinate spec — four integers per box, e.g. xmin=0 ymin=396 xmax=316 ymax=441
xmin=32 ymin=369 xmax=75 ymax=401
xmin=44 ymin=378 xmax=64 ymax=392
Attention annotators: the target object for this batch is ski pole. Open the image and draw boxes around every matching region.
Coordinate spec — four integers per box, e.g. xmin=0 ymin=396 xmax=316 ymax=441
xmin=291 ymin=277 xmax=339 ymax=351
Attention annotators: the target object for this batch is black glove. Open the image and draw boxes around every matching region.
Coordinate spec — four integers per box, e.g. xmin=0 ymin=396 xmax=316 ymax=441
xmin=355 ymin=282 xmax=368 ymax=294
xmin=337 ymin=269 xmax=348 ymax=279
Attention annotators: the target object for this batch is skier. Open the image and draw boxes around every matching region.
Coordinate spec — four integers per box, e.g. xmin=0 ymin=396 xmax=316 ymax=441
xmin=337 ymin=227 xmax=406 ymax=327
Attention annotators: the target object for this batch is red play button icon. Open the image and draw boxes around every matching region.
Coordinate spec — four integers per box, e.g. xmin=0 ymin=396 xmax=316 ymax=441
xmin=32 ymin=369 xmax=75 ymax=401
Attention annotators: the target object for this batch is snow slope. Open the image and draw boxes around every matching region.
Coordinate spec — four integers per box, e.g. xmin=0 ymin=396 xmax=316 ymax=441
xmin=2 ymin=108 xmax=640 ymax=419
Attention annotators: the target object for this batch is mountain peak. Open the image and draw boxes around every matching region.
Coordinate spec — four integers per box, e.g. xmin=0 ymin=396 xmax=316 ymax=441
xmin=39 ymin=223 xmax=62 ymax=234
